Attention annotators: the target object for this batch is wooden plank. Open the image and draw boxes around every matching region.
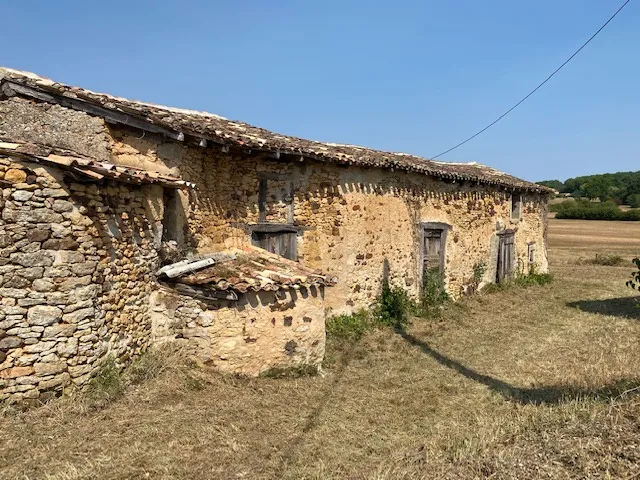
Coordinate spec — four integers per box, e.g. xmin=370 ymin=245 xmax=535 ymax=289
xmin=250 ymin=223 xmax=299 ymax=234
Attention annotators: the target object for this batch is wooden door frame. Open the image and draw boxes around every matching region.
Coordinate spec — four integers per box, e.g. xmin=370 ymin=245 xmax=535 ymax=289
xmin=496 ymin=229 xmax=516 ymax=283
xmin=419 ymin=222 xmax=451 ymax=283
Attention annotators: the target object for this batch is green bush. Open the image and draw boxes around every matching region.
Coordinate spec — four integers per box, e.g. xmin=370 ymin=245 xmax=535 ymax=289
xmin=415 ymin=268 xmax=450 ymax=318
xmin=374 ymin=283 xmax=412 ymax=329
xmin=552 ymin=199 xmax=640 ymax=221
xmin=483 ymin=265 xmax=553 ymax=293
xmin=628 ymin=194 xmax=640 ymax=209
xmin=627 ymin=257 xmax=640 ymax=292
xmin=326 ymin=310 xmax=374 ymax=342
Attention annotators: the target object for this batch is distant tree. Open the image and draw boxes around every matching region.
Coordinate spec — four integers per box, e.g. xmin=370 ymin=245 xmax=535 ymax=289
xmin=537 ymin=180 xmax=564 ymax=191
xmin=627 ymin=194 xmax=640 ymax=209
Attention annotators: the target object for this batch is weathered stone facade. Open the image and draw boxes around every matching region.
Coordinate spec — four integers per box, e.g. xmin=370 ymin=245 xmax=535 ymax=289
xmin=104 ymin=128 xmax=549 ymax=313
xmin=0 ymin=68 xmax=550 ymax=401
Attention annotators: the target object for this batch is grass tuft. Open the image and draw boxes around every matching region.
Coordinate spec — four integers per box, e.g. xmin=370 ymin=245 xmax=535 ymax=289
xmin=578 ymin=253 xmax=626 ymax=266
xmin=259 ymin=364 xmax=320 ymax=379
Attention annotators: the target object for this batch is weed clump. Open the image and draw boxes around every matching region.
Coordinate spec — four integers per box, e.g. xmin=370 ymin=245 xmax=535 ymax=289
xmin=415 ymin=268 xmax=450 ymax=318
xmin=326 ymin=269 xmax=450 ymax=342
xmin=483 ymin=264 xmax=553 ymax=293
xmin=84 ymin=348 xmax=191 ymax=409
xmin=326 ymin=309 xmax=374 ymax=342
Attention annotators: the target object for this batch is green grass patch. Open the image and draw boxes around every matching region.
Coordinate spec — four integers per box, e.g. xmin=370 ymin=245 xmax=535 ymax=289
xmin=482 ymin=267 xmax=553 ymax=293
xmin=326 ymin=309 xmax=375 ymax=342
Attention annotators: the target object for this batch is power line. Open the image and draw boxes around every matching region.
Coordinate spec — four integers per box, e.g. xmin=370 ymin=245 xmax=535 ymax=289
xmin=431 ymin=0 xmax=631 ymax=160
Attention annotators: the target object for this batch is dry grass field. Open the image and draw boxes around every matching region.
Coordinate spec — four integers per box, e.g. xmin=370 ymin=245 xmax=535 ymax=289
xmin=1 ymin=219 xmax=640 ymax=479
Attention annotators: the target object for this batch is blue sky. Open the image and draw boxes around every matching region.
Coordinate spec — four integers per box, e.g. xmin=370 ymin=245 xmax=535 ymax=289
xmin=2 ymin=1 xmax=637 ymax=181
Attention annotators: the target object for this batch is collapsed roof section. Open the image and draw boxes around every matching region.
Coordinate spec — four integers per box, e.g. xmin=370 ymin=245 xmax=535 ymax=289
xmin=157 ymin=246 xmax=336 ymax=302
xmin=0 ymin=68 xmax=552 ymax=194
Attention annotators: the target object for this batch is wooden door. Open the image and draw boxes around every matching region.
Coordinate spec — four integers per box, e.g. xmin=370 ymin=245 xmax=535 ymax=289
xmin=496 ymin=232 xmax=515 ymax=283
xmin=423 ymin=229 xmax=443 ymax=274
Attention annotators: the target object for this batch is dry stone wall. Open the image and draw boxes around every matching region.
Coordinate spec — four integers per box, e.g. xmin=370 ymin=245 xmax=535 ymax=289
xmin=0 ymin=157 xmax=163 ymax=402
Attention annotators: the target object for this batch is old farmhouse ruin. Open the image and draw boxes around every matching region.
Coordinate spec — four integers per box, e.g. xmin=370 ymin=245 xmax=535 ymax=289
xmin=0 ymin=68 xmax=550 ymax=402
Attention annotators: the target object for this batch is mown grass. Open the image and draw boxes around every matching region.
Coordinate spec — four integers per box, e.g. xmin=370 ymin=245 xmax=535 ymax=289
xmin=1 ymin=219 xmax=640 ymax=479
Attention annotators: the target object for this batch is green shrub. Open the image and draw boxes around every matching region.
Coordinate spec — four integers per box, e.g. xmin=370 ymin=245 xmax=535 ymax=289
xmin=627 ymin=257 xmax=640 ymax=292
xmin=513 ymin=271 xmax=554 ymax=287
xmin=552 ymin=199 xmax=640 ymax=221
xmin=326 ymin=310 xmax=374 ymax=342
xmin=482 ymin=265 xmax=553 ymax=293
xmin=374 ymin=283 xmax=412 ymax=329
xmin=627 ymin=194 xmax=640 ymax=209
xmin=85 ymin=350 xmax=175 ymax=407
xmin=415 ymin=268 xmax=450 ymax=318
xmin=86 ymin=357 xmax=126 ymax=405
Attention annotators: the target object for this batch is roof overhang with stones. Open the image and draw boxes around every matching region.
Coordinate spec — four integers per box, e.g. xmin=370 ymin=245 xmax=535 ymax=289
xmin=0 ymin=68 xmax=552 ymax=194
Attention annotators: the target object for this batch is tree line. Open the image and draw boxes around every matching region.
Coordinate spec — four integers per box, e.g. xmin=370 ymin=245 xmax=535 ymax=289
xmin=538 ymin=171 xmax=640 ymax=207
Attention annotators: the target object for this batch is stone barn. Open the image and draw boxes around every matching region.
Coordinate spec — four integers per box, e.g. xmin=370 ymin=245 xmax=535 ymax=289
xmin=0 ymin=68 xmax=550 ymax=401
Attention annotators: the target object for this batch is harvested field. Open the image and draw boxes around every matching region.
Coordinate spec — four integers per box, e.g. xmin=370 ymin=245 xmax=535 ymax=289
xmin=1 ymin=219 xmax=640 ymax=479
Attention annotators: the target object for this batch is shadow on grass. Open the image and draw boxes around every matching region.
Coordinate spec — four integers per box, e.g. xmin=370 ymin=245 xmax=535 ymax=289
xmin=567 ymin=296 xmax=640 ymax=320
xmin=397 ymin=329 xmax=640 ymax=405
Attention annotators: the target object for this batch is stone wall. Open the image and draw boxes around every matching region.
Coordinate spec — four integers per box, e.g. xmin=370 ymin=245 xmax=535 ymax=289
xmin=107 ymin=129 xmax=549 ymax=313
xmin=0 ymin=96 xmax=550 ymax=396
xmin=0 ymin=98 xmax=549 ymax=314
xmin=0 ymin=156 xmax=164 ymax=402
xmin=149 ymin=286 xmax=326 ymax=375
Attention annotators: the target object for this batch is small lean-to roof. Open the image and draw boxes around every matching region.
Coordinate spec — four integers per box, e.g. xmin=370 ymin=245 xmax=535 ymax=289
xmin=158 ymin=246 xmax=336 ymax=294
xmin=0 ymin=140 xmax=194 ymax=188
xmin=0 ymin=67 xmax=551 ymax=193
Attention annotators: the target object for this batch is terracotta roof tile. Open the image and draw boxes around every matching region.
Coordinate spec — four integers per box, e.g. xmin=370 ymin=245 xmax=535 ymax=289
xmin=158 ymin=246 xmax=336 ymax=294
xmin=0 ymin=67 xmax=551 ymax=193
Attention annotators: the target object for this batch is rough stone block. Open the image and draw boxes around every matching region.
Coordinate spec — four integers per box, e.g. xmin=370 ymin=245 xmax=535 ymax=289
xmin=11 ymin=251 xmax=55 ymax=267
xmin=32 ymin=278 xmax=55 ymax=292
xmin=70 ymin=261 xmax=97 ymax=276
xmin=42 ymin=237 xmax=79 ymax=250
xmin=0 ymin=336 xmax=22 ymax=350
xmin=39 ymin=372 xmax=71 ymax=390
xmin=27 ymin=305 xmax=62 ymax=326
xmin=27 ymin=229 xmax=50 ymax=243
xmin=4 ymin=169 xmax=27 ymax=183
xmin=34 ymin=362 xmax=66 ymax=376
xmin=43 ymin=323 xmax=76 ymax=338
xmin=11 ymin=190 xmax=33 ymax=202
xmin=42 ymin=188 xmax=69 ymax=198
xmin=63 ymin=307 xmax=95 ymax=324
xmin=57 ymin=276 xmax=92 ymax=292
xmin=0 ymin=287 xmax=27 ymax=299
xmin=53 ymin=251 xmax=84 ymax=265
xmin=0 ymin=366 xmax=34 ymax=379
xmin=52 ymin=200 xmax=74 ymax=213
